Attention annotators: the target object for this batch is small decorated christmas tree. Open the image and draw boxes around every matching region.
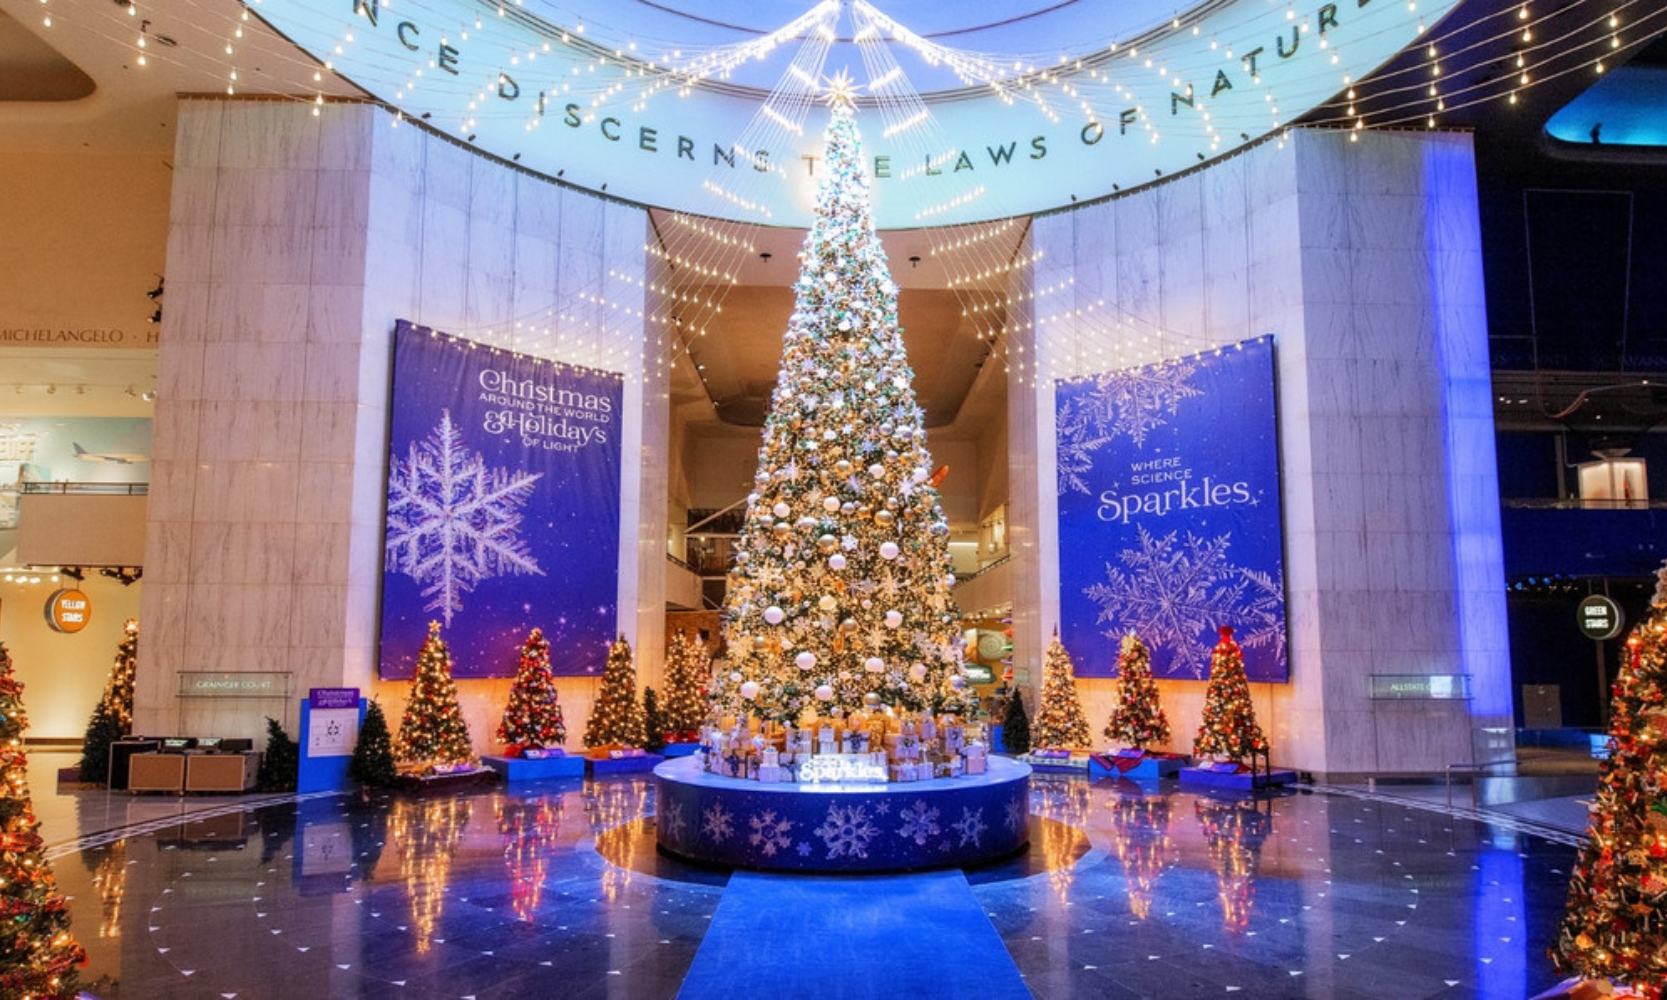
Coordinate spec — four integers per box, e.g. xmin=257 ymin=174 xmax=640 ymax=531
xmin=77 ymin=618 xmax=140 ymax=784
xmin=661 ymin=630 xmax=710 ymax=739
xmin=1032 ymin=630 xmax=1092 ymax=750
xmin=350 ymin=699 xmax=398 ymax=788
xmin=1104 ymin=632 xmax=1172 ymax=751
xmin=1192 ymin=626 xmax=1268 ymax=763
xmin=394 ymin=622 xmax=477 ymax=770
xmin=496 ymin=627 xmax=566 ymax=753
xmin=0 ymin=642 xmax=87 ymax=999
xmin=1000 ymin=687 xmax=1032 ymax=755
xmin=1551 ymin=562 xmax=1667 ymax=996
xmin=583 ymin=634 xmax=646 ymax=749
xmin=256 ymin=717 xmax=299 ymax=792
xmin=641 ymin=687 xmax=668 ymax=753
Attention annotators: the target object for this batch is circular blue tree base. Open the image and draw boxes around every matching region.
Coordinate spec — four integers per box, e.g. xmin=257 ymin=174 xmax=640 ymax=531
xmin=654 ymin=756 xmax=1031 ymax=872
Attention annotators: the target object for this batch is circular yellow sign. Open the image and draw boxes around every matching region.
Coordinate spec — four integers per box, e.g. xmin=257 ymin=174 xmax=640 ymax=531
xmin=45 ymin=588 xmax=91 ymax=634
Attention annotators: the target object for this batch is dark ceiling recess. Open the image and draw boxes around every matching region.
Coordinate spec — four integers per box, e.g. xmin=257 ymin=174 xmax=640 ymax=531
xmin=0 ymin=9 xmax=96 ymax=101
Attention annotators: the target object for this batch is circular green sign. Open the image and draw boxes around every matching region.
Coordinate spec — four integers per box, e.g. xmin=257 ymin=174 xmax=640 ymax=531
xmin=1577 ymin=595 xmax=1624 ymax=641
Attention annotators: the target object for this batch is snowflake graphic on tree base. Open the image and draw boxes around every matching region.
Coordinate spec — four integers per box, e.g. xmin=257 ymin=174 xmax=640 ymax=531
xmin=895 ymin=800 xmax=941 ymax=846
xmin=815 ymin=803 xmax=879 ymax=859
xmin=384 ymin=410 xmax=544 ymax=626
xmin=701 ymin=803 xmax=734 ymax=844
xmin=659 ymin=802 xmax=686 ymax=842
xmin=952 ymin=806 xmax=987 ymax=847
xmin=747 ymin=810 xmax=795 ymax=857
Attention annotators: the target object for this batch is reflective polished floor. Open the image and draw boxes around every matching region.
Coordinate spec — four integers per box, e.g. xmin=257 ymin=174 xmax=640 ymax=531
xmin=29 ymin=752 xmax=1588 ymax=999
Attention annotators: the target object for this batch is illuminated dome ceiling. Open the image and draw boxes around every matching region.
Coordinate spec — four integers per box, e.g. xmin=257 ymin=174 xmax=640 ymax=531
xmin=250 ymin=0 xmax=1467 ymax=227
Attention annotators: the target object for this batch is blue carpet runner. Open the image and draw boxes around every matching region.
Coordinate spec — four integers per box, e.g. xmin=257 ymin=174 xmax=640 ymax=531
xmin=677 ymin=868 xmax=1031 ymax=999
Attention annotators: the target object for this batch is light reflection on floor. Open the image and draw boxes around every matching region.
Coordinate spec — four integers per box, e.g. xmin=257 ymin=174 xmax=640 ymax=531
xmin=32 ymin=758 xmax=1582 ymax=999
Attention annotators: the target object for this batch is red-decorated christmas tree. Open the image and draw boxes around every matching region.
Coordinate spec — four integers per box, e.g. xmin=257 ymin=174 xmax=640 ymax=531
xmin=583 ymin=634 xmax=645 ymax=749
xmin=1105 ymin=632 xmax=1171 ymax=751
xmin=1191 ymin=626 xmax=1268 ymax=763
xmin=497 ymin=627 xmax=566 ymax=754
xmin=1551 ymin=563 xmax=1667 ymax=998
xmin=1032 ymin=630 xmax=1092 ymax=750
xmin=0 ymin=642 xmax=87 ymax=999
xmin=661 ymin=630 xmax=711 ymax=740
xmin=394 ymin=622 xmax=477 ymax=771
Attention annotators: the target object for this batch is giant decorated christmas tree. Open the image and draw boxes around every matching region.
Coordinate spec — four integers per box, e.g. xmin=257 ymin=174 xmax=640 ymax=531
xmin=0 ymin=642 xmax=87 ymax=999
xmin=497 ymin=627 xmax=566 ymax=752
xmin=1032 ymin=630 xmax=1092 ymax=750
xmin=394 ymin=622 xmax=477 ymax=770
xmin=1104 ymin=631 xmax=1171 ymax=751
xmin=1551 ymin=563 xmax=1667 ymax=997
xmin=1192 ymin=626 xmax=1268 ymax=763
xmin=714 ymin=79 xmax=975 ymax=725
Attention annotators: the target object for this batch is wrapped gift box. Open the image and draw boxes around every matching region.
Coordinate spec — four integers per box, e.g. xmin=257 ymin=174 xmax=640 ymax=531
xmin=965 ymin=756 xmax=988 ymax=775
xmin=818 ymin=740 xmax=839 ymax=756
xmin=758 ymin=764 xmax=781 ymax=783
xmin=943 ymin=725 xmax=966 ymax=753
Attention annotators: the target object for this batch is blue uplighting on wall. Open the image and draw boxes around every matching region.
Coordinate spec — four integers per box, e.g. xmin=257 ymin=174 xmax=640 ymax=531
xmin=1547 ymin=65 xmax=1667 ymax=148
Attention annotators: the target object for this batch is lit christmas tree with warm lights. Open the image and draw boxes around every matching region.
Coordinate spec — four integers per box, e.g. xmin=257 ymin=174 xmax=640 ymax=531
xmin=1032 ymin=630 xmax=1092 ymax=750
xmin=0 ymin=642 xmax=87 ymax=999
xmin=394 ymin=622 xmax=477 ymax=770
xmin=1191 ymin=626 xmax=1268 ymax=763
xmin=661 ymin=630 xmax=711 ymax=739
xmin=583 ymin=634 xmax=646 ymax=749
xmin=1104 ymin=632 xmax=1171 ymax=751
xmin=77 ymin=618 xmax=139 ymax=784
xmin=713 ymin=78 xmax=975 ymax=725
xmin=1551 ymin=562 xmax=1667 ymax=997
xmin=496 ymin=627 xmax=566 ymax=753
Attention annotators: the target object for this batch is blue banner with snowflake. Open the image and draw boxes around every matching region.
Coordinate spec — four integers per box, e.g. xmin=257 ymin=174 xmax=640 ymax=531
xmin=380 ymin=321 xmax=622 ymax=680
xmin=1056 ymin=336 xmax=1286 ymax=682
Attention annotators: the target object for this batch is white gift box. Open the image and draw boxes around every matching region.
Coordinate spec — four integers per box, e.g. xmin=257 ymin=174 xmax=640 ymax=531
xmin=943 ymin=725 xmax=966 ymax=753
xmin=762 ymin=747 xmax=779 ymax=766
xmin=818 ymin=740 xmax=838 ymax=756
xmin=920 ymin=717 xmax=938 ymax=741
xmin=818 ymin=726 xmax=835 ymax=742
xmin=758 ymin=764 xmax=782 ymax=783
xmin=962 ymin=742 xmax=987 ymax=760
xmin=965 ymin=756 xmax=987 ymax=775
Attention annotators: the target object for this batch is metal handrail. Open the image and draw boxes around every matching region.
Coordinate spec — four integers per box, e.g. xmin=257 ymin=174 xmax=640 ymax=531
xmin=1444 ymin=757 xmax=1520 ymax=809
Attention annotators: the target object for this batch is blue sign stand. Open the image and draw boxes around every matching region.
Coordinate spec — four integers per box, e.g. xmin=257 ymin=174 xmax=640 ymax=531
xmin=297 ymin=696 xmax=366 ymax=793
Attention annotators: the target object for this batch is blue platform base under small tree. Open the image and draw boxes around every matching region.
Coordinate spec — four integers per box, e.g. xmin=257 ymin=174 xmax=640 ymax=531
xmin=1088 ymin=752 xmax=1188 ymax=779
xmin=1178 ymin=764 xmax=1297 ymax=791
xmin=481 ymin=754 xmax=586 ymax=781
xmin=587 ymin=753 xmax=664 ymax=776
xmin=661 ymin=742 xmax=700 ymax=758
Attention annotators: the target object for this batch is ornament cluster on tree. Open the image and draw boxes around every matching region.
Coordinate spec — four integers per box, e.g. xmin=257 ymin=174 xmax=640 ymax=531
xmin=497 ymin=627 xmax=566 ymax=753
xmin=1032 ymin=631 xmax=1092 ymax=750
xmin=583 ymin=634 xmax=646 ymax=749
xmin=1551 ymin=562 xmax=1667 ymax=997
xmin=77 ymin=619 xmax=139 ymax=785
xmin=394 ymin=622 xmax=478 ymax=770
xmin=661 ymin=630 xmax=711 ymax=739
xmin=1191 ymin=626 xmax=1267 ymax=763
xmin=350 ymin=699 xmax=398 ymax=788
xmin=712 ymin=88 xmax=975 ymax=725
xmin=1105 ymin=632 xmax=1172 ymax=750
xmin=0 ymin=643 xmax=86 ymax=999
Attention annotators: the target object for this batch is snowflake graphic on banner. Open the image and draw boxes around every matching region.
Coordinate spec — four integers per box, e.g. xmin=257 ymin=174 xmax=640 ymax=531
xmin=747 ymin=810 xmax=795 ymax=857
xmin=384 ymin=410 xmax=544 ymax=625
xmin=895 ymin=801 xmax=941 ymax=846
xmin=815 ymin=803 xmax=879 ymax=859
xmin=702 ymin=803 xmax=734 ymax=844
xmin=952 ymin=806 xmax=987 ymax=848
xmin=1084 ymin=525 xmax=1273 ymax=679
xmin=1058 ymin=361 xmax=1202 ymax=494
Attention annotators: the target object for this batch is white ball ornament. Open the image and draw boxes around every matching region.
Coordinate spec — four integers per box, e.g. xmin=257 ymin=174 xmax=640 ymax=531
xmin=764 ymin=606 xmax=786 ymax=625
xmin=913 ymin=467 xmax=928 ymax=484
xmin=815 ymin=684 xmax=834 ymax=701
xmin=864 ymin=656 xmax=885 ymax=673
xmin=729 ymin=671 xmax=743 ymax=683
xmin=949 ymin=675 xmax=966 ymax=689
xmin=908 ymin=663 xmax=928 ymax=681
xmin=818 ymin=594 xmax=837 ymax=612
xmin=885 ymin=610 xmax=903 ymax=628
xmin=773 ymin=502 xmax=791 ymax=519
xmin=828 ymin=554 xmax=847 ymax=571
xmin=880 ymin=541 xmax=900 ymax=560
xmin=823 ymin=496 xmax=841 ymax=513
xmin=944 ymin=574 xmax=956 ymax=587
xmin=868 ymin=464 xmax=885 ymax=478
xmin=740 ymin=681 xmax=760 ymax=700
xmin=796 ymin=651 xmax=816 ymax=671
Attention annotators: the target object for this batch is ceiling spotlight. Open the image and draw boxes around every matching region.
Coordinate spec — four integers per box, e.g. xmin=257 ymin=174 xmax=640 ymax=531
xmin=46 ymin=385 xmax=56 ymax=395
xmin=146 ymin=278 xmax=165 ymax=299
xmin=141 ymin=390 xmax=156 ymax=402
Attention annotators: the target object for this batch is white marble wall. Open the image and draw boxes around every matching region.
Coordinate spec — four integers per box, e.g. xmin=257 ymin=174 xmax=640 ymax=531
xmin=139 ymin=100 xmax=658 ymax=749
xmin=1015 ymin=129 xmax=1509 ymax=776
